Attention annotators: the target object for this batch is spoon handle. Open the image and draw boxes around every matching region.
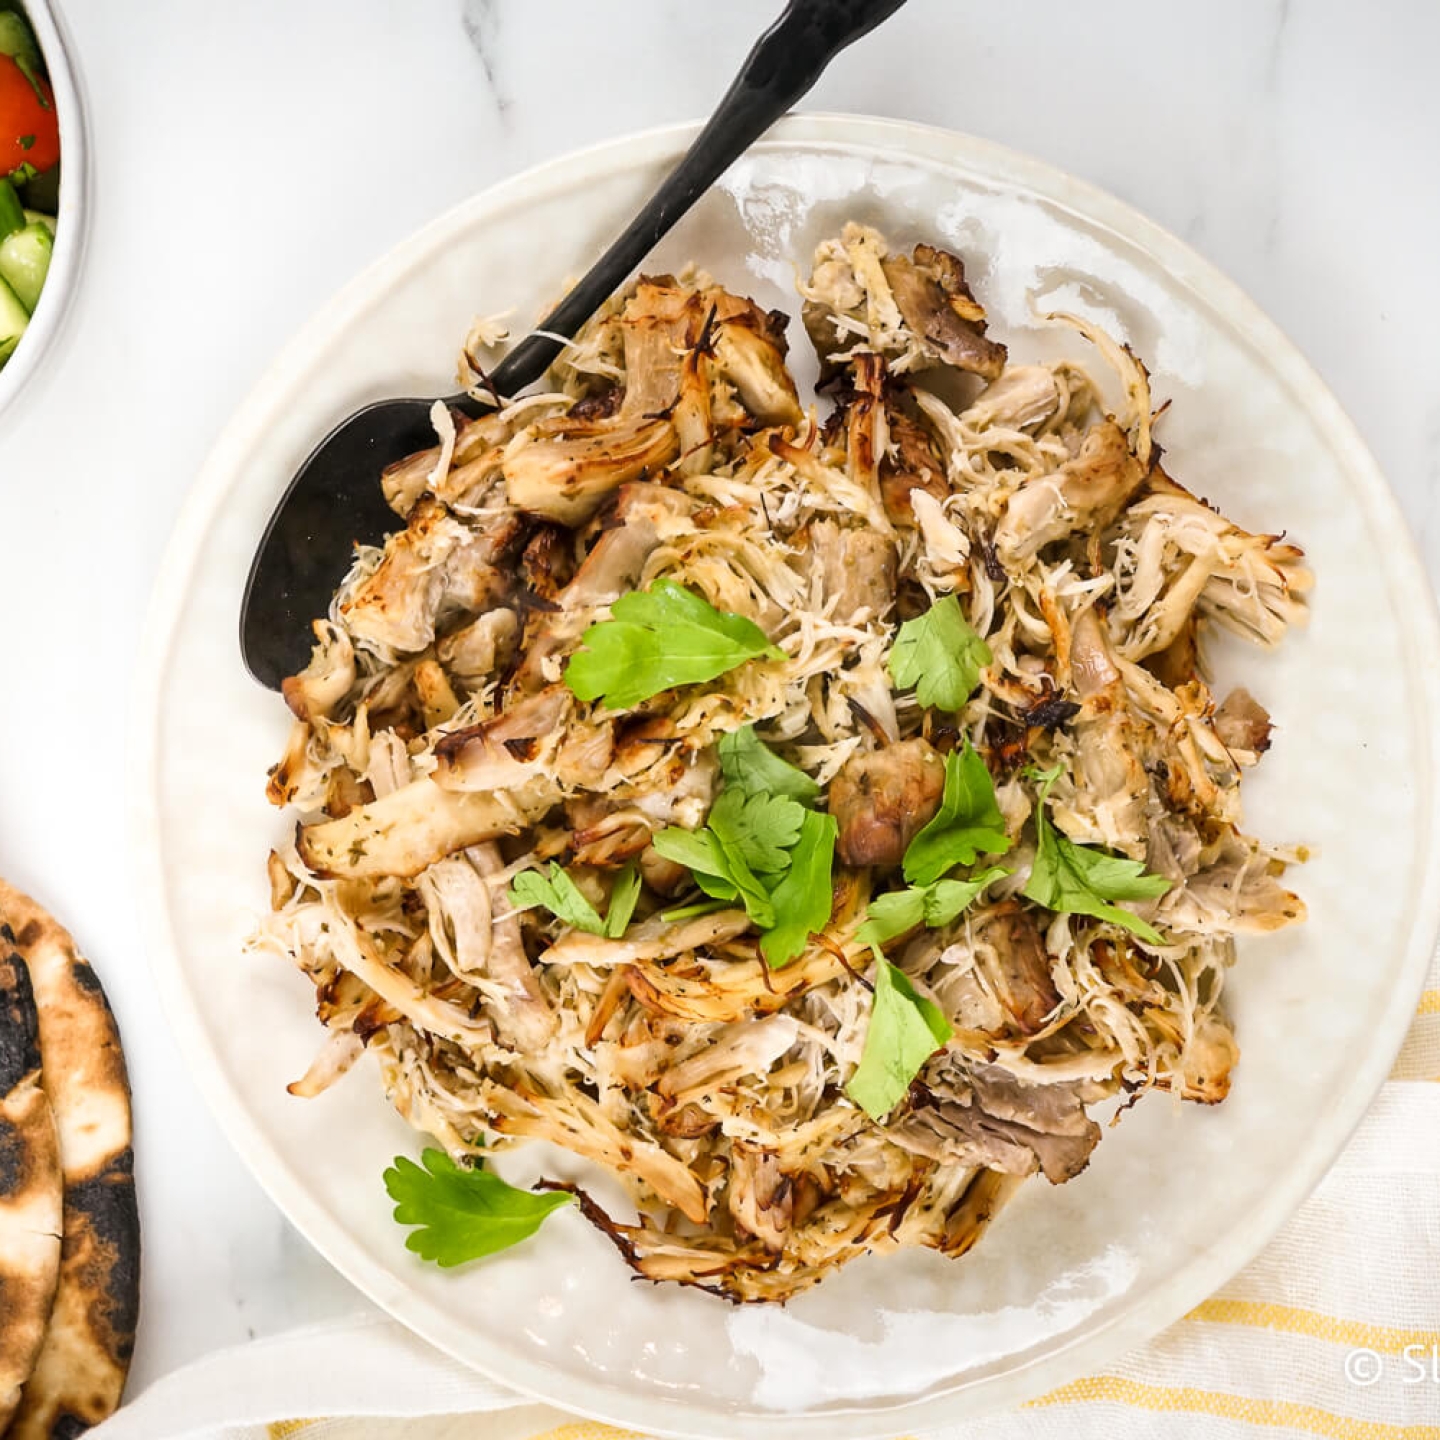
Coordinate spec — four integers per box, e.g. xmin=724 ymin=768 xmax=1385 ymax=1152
xmin=467 ymin=0 xmax=908 ymax=407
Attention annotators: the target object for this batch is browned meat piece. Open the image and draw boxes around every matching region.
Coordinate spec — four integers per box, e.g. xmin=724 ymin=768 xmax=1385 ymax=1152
xmin=880 ymin=405 xmax=949 ymax=525
xmin=282 ymin=620 xmax=355 ymax=722
xmin=574 ymin=484 xmax=695 ymax=605
xmin=437 ymin=607 xmax=519 ymax=690
xmin=1146 ymin=812 xmax=1204 ymax=882
xmin=296 ymin=773 xmax=559 ymax=880
xmin=710 ymin=306 xmax=802 ymax=426
xmin=891 ymin=1061 xmax=1101 ymax=1183
xmin=1069 ymin=608 xmax=1121 ymax=699
xmin=1159 ymin=829 xmax=1304 ymax=934
xmin=963 ymin=366 xmax=1063 ymax=432
xmin=618 ymin=276 xmax=800 ymax=426
xmin=504 ymin=271 xmax=795 ymax=525
xmin=380 ymin=410 xmax=510 ymax=515
xmin=618 ymin=277 xmax=703 ymax=415
xmin=434 ymin=685 xmax=615 ymax=796
xmin=464 ymin=842 xmax=560 ymax=1053
xmin=1064 ymin=610 xmax=1151 ymax=856
xmin=570 ymin=812 xmax=651 ymax=870
xmin=339 ymin=497 xmax=527 ymax=655
xmin=994 ymin=420 xmax=1146 ymax=563
xmin=639 ymin=844 xmax=690 ymax=897
xmin=1145 ymin=616 xmax=1202 ymax=690
xmin=727 ymin=1143 xmax=794 ymax=1253
xmin=519 ymin=523 xmax=576 ymax=601
xmin=672 ymin=322 xmax=715 ymax=477
xmin=568 ymin=386 xmax=624 ymax=421
xmin=502 ymin=413 xmax=680 ymax=526
xmin=509 ymin=483 xmax=695 ymax=695
xmin=880 ymin=243 xmax=1007 ymax=381
xmin=1213 ymin=687 xmax=1272 ymax=758
xmin=1174 ymin=1014 xmax=1240 ymax=1103
xmin=806 ymin=519 xmax=897 ymax=625
xmin=841 ymin=352 xmax=889 ymax=514
xmin=830 ymin=739 xmax=946 ymax=868
xmin=973 ymin=904 xmax=1060 ymax=1035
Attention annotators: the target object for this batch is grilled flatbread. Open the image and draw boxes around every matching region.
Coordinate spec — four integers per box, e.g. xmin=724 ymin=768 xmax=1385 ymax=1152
xmin=0 ymin=882 xmax=139 ymax=1439
xmin=0 ymin=941 xmax=62 ymax=1434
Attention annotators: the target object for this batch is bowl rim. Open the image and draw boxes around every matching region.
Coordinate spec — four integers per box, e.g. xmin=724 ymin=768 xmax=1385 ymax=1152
xmin=130 ymin=111 xmax=1440 ymax=1436
xmin=0 ymin=0 xmax=90 ymax=421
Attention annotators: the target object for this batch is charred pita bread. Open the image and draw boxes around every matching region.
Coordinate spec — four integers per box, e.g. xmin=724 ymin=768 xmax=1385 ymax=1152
xmin=0 ymin=941 xmax=62 ymax=1434
xmin=0 ymin=882 xmax=139 ymax=1440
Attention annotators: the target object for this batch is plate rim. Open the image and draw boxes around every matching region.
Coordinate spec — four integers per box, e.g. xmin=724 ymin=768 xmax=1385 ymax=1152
xmin=130 ymin=111 xmax=1440 ymax=1437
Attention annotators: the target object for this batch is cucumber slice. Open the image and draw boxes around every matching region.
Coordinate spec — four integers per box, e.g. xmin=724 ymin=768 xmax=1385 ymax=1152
xmin=0 ymin=221 xmax=49 ymax=310
xmin=0 ymin=13 xmax=42 ymax=73
xmin=0 ymin=178 xmax=21 ymax=239
xmin=0 ymin=273 xmax=28 ymax=364
xmin=22 ymin=208 xmax=53 ymax=234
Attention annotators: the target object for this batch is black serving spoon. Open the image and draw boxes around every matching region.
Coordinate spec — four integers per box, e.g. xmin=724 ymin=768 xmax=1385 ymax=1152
xmin=240 ymin=0 xmax=908 ymax=690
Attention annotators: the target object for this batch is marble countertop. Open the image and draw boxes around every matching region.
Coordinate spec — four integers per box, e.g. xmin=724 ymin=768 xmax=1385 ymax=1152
xmin=1 ymin=0 xmax=1437 ymax=1398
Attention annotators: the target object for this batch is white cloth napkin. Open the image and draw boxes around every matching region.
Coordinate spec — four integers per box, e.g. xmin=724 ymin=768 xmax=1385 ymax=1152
xmin=95 ymin=957 xmax=1440 ymax=1440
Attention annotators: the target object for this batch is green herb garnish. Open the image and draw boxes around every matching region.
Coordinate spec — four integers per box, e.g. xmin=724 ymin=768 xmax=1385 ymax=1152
xmin=902 ymin=740 xmax=1011 ymax=885
xmin=708 ymin=788 xmax=806 ymax=874
xmin=845 ymin=959 xmax=953 ymax=1120
xmin=509 ymin=861 xmax=638 ymax=938
xmin=383 ymin=1149 xmax=571 ymax=1267
xmin=564 ymin=581 xmax=783 ymax=711
xmin=758 ymin=810 xmax=839 ymax=968
xmin=856 ymin=865 xmax=1012 ymax=949
xmin=1021 ymin=766 xmax=1170 ymax=944
xmin=603 ymin=862 xmax=642 ymax=938
xmin=718 ymin=724 xmax=821 ymax=802
xmin=653 ymin=731 xmax=835 ymax=966
xmin=653 ymin=821 xmax=775 ymax=926
xmin=659 ymin=897 xmax=731 ymax=924
xmin=888 ymin=594 xmax=991 ymax=712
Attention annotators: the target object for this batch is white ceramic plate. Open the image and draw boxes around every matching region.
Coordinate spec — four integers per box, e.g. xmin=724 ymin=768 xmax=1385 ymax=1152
xmin=133 ymin=115 xmax=1440 ymax=1437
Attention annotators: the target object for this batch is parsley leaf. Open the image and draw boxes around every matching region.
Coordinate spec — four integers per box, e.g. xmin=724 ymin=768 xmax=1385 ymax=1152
xmin=383 ymin=1149 xmax=572 ymax=1267
xmin=856 ymin=864 xmax=1011 ymax=948
xmin=564 ymin=581 xmax=783 ymax=711
xmin=603 ymin=862 xmax=642 ymax=938
xmin=649 ymin=827 xmax=734 ymax=892
xmin=651 ymin=824 xmax=772 ymax=925
xmin=1022 ymin=767 xmax=1171 ymax=944
xmin=508 ymin=863 xmax=605 ymax=933
xmin=653 ymin=734 xmax=834 ymax=960
xmin=888 ymin=594 xmax=991 ymax=712
xmin=708 ymin=788 xmax=805 ymax=873
xmin=926 ymin=868 xmax=1012 ymax=925
xmin=845 ymin=959 xmax=953 ymax=1120
xmin=510 ymin=860 xmax=646 ymax=938
xmin=902 ymin=740 xmax=1012 ymax=885
xmin=718 ymin=725 xmax=820 ymax=803
xmin=855 ymin=886 xmax=927 ymax=950
xmin=759 ymin=810 xmax=838 ymax=967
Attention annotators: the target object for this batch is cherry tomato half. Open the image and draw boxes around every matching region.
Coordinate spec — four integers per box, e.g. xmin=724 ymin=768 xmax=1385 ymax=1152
xmin=0 ymin=55 xmax=59 ymax=179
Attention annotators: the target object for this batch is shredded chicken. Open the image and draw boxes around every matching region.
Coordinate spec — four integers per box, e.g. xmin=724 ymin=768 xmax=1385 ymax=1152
xmin=254 ymin=227 xmax=1309 ymax=1303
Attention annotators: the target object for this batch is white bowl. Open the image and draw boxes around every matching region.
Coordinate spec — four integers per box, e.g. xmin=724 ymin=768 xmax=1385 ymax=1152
xmin=133 ymin=115 xmax=1440 ymax=1437
xmin=0 ymin=0 xmax=88 ymax=420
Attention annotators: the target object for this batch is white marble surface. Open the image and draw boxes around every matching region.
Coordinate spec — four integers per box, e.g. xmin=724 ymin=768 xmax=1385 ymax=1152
xmin=0 ymin=0 xmax=1436 ymax=1401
